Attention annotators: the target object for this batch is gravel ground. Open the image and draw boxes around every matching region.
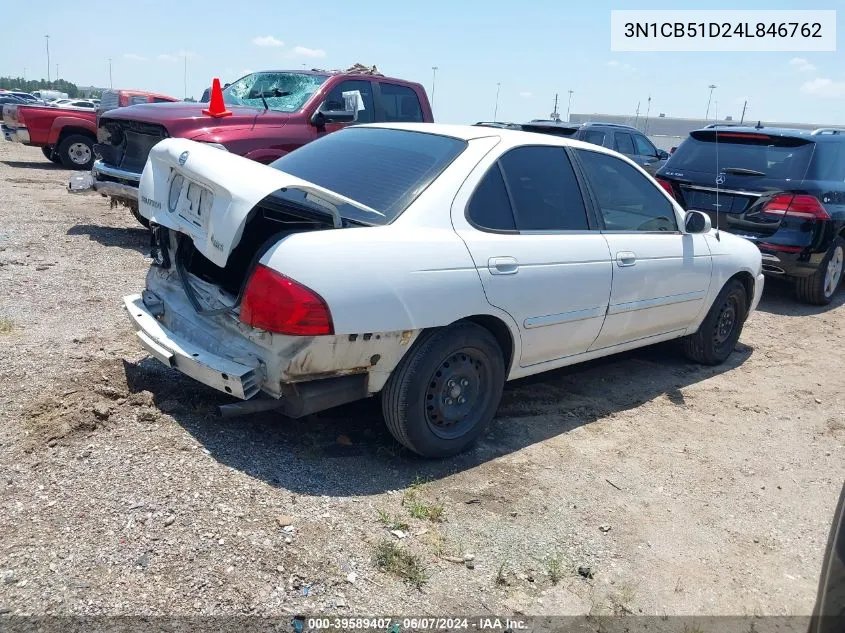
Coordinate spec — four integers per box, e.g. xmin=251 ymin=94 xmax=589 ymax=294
xmin=0 ymin=140 xmax=843 ymax=619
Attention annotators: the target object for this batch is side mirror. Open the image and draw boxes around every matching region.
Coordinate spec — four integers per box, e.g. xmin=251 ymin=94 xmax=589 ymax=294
xmin=657 ymin=149 xmax=669 ymax=160
xmin=310 ymin=106 xmax=355 ymax=130
xmin=684 ymin=210 xmax=712 ymax=234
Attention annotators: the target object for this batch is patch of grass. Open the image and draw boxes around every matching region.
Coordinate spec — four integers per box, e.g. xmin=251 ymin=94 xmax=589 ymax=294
xmin=0 ymin=318 xmax=15 ymax=334
xmin=402 ymin=480 xmax=446 ymax=523
xmin=373 ymin=539 xmax=427 ymax=589
xmin=546 ymin=552 xmax=563 ymax=585
xmin=495 ymin=563 xmax=508 ymax=587
xmin=376 ymin=509 xmax=409 ymax=532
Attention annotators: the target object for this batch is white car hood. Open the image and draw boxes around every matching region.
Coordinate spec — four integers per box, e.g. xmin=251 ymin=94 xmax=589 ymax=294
xmin=138 ymin=138 xmax=380 ymax=268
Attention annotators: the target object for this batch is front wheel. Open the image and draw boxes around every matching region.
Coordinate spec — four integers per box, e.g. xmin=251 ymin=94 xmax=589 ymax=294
xmin=794 ymin=238 xmax=844 ymax=306
xmin=56 ymin=134 xmax=94 ymax=170
xmin=682 ymin=279 xmax=748 ymax=365
xmin=381 ymin=322 xmax=505 ymax=458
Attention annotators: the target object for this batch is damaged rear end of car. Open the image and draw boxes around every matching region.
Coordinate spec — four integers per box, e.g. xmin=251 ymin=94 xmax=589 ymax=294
xmin=124 ymin=137 xmax=420 ymax=417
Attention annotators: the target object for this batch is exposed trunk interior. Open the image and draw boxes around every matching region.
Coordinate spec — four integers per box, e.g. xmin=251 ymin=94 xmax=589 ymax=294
xmin=179 ymin=195 xmax=343 ymax=298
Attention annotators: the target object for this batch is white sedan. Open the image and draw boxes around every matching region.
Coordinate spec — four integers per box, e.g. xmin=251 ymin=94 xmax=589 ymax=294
xmin=125 ymin=123 xmax=764 ymax=458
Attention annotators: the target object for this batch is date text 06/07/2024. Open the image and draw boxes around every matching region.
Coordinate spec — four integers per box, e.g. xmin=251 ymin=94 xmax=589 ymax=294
xmin=304 ymin=617 xmax=529 ymax=630
xmin=623 ymin=22 xmax=822 ymax=39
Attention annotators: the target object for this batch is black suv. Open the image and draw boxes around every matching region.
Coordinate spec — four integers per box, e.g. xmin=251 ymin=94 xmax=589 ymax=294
xmin=515 ymin=120 xmax=670 ymax=175
xmin=656 ymin=125 xmax=845 ymax=305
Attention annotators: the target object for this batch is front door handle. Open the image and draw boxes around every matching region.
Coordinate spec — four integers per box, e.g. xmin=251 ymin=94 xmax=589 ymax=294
xmin=616 ymin=251 xmax=637 ymax=267
xmin=488 ymin=256 xmax=519 ymax=275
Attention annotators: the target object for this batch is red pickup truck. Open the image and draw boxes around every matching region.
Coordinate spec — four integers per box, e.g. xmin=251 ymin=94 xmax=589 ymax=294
xmin=3 ymin=89 xmax=178 ymax=169
xmin=76 ymin=67 xmax=434 ymax=226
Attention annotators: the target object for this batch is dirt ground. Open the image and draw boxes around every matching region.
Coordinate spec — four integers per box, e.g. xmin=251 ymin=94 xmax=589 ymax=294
xmin=0 ymin=140 xmax=843 ymax=620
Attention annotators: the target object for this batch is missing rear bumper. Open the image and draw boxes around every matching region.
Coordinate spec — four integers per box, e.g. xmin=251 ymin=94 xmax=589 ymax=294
xmin=124 ymin=293 xmax=262 ymax=399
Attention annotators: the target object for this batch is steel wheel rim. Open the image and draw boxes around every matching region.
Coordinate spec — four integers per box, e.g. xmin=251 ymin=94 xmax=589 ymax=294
xmin=713 ymin=296 xmax=738 ymax=347
xmin=68 ymin=142 xmax=91 ymax=165
xmin=824 ymin=245 xmax=843 ymax=298
xmin=424 ymin=348 xmax=490 ymax=440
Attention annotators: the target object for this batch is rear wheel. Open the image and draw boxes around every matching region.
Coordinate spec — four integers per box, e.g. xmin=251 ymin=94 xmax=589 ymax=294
xmin=794 ymin=238 xmax=844 ymax=305
xmin=682 ymin=279 xmax=748 ymax=365
xmin=381 ymin=322 xmax=505 ymax=458
xmin=56 ymin=134 xmax=94 ymax=170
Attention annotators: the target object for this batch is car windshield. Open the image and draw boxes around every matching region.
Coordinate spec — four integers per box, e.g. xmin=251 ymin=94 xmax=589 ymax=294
xmin=269 ymin=127 xmax=468 ymax=224
xmin=668 ymin=131 xmax=814 ymax=180
xmin=222 ymin=72 xmax=327 ymax=113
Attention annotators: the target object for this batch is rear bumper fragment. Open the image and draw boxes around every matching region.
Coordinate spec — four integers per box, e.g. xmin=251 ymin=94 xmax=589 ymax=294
xmin=68 ymin=160 xmax=141 ymax=200
xmin=123 ymin=293 xmax=262 ymax=399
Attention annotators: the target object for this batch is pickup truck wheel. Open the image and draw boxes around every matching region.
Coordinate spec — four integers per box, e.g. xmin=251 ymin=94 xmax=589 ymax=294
xmin=41 ymin=146 xmax=60 ymax=164
xmin=682 ymin=279 xmax=747 ymax=365
xmin=794 ymin=238 xmax=844 ymax=305
xmin=381 ymin=322 xmax=505 ymax=458
xmin=56 ymin=135 xmax=94 ymax=170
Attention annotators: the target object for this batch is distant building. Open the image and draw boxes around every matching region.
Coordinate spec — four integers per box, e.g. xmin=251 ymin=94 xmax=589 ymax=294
xmin=568 ymin=112 xmax=845 ymax=151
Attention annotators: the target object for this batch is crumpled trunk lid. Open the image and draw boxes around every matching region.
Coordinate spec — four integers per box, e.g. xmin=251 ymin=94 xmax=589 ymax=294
xmin=139 ymin=138 xmax=377 ymax=269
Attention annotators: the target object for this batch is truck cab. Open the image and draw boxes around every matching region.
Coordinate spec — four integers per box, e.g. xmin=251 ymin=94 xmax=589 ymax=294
xmin=77 ymin=68 xmax=433 ymax=226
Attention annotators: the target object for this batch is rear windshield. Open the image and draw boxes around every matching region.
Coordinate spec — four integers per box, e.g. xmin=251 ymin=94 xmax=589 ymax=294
xmin=522 ymin=123 xmax=579 ymax=137
xmin=668 ymin=131 xmax=813 ymax=180
xmin=269 ymin=127 xmax=468 ymax=224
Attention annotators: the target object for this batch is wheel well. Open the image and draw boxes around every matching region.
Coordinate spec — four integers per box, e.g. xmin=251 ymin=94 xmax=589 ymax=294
xmin=460 ymin=314 xmax=515 ymax=374
xmin=729 ymin=271 xmax=755 ymax=316
xmin=57 ymin=127 xmax=95 ymax=146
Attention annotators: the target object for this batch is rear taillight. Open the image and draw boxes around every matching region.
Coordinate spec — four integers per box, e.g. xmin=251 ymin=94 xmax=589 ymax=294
xmin=655 ymin=177 xmax=676 ymax=199
xmin=762 ymin=194 xmax=830 ymax=221
xmin=239 ymin=264 xmax=333 ymax=336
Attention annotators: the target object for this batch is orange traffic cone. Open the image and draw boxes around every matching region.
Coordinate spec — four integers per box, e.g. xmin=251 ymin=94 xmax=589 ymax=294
xmin=202 ymin=78 xmax=232 ymax=118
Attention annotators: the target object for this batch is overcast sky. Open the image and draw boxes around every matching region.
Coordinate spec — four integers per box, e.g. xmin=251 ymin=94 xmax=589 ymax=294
xmin=2 ymin=0 xmax=843 ymax=124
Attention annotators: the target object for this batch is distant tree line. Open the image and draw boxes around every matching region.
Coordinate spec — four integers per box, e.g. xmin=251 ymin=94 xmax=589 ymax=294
xmin=0 ymin=76 xmax=80 ymax=97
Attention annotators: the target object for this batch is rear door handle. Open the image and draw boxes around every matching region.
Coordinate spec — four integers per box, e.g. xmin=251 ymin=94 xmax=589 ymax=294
xmin=616 ymin=251 xmax=637 ymax=267
xmin=488 ymin=256 xmax=519 ymax=275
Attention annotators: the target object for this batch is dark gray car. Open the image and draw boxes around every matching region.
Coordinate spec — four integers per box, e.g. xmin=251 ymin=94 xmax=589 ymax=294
xmin=517 ymin=120 xmax=670 ymax=176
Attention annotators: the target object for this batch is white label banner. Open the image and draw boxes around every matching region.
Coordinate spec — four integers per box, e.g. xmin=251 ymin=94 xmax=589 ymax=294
xmin=610 ymin=10 xmax=836 ymax=52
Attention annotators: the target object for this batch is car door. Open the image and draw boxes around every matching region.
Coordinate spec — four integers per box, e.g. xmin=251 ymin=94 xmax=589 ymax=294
xmin=573 ymin=148 xmax=713 ymax=350
xmin=632 ymin=132 xmax=666 ymax=175
xmin=452 ymin=144 xmax=613 ymax=367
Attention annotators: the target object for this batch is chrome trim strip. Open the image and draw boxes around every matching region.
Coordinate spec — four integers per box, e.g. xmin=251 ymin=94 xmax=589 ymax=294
xmin=93 ymin=181 xmax=139 ymax=200
xmin=524 ymin=306 xmax=607 ymax=329
xmin=760 ymin=253 xmax=781 ymax=263
xmin=680 ymin=184 xmax=763 ymax=197
xmin=93 ymin=159 xmax=142 ymax=183
xmin=607 ymin=290 xmax=706 ymax=316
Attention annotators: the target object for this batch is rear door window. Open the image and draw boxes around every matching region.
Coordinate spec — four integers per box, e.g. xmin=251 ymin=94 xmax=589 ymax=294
xmin=379 ymin=83 xmax=424 ymax=122
xmin=497 ymin=146 xmax=590 ymax=231
xmin=614 ymin=132 xmax=636 ymax=155
xmin=583 ymin=130 xmax=607 ymax=146
xmin=667 ymin=131 xmax=814 ymax=180
xmin=467 ymin=164 xmax=517 ymax=231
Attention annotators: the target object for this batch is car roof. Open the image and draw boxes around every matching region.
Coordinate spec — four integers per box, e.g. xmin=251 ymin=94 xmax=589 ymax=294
xmin=354 ymin=123 xmax=628 ymax=156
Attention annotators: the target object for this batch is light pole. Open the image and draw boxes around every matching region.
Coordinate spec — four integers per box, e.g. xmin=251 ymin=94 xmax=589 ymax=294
xmin=493 ymin=82 xmax=501 ymax=122
xmin=644 ymin=94 xmax=652 ymax=134
xmin=23 ymin=67 xmax=27 ymax=81
xmin=566 ymin=89 xmax=574 ymax=122
xmin=55 ymin=64 xmax=59 ymax=81
xmin=45 ymin=35 xmax=50 ymax=83
xmin=705 ymin=84 xmax=717 ymax=120
xmin=431 ymin=66 xmax=438 ymax=112
xmin=183 ymin=55 xmax=187 ymax=100
xmin=108 ymin=58 xmax=113 ymax=89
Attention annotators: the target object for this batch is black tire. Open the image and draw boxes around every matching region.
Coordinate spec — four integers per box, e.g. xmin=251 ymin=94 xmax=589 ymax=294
xmin=794 ymin=237 xmax=845 ymax=306
xmin=130 ymin=205 xmax=150 ymax=229
xmin=381 ymin=321 xmax=505 ymax=458
xmin=41 ymin=146 xmax=60 ymax=164
xmin=682 ymin=279 xmax=748 ymax=365
xmin=56 ymin=134 xmax=94 ymax=170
